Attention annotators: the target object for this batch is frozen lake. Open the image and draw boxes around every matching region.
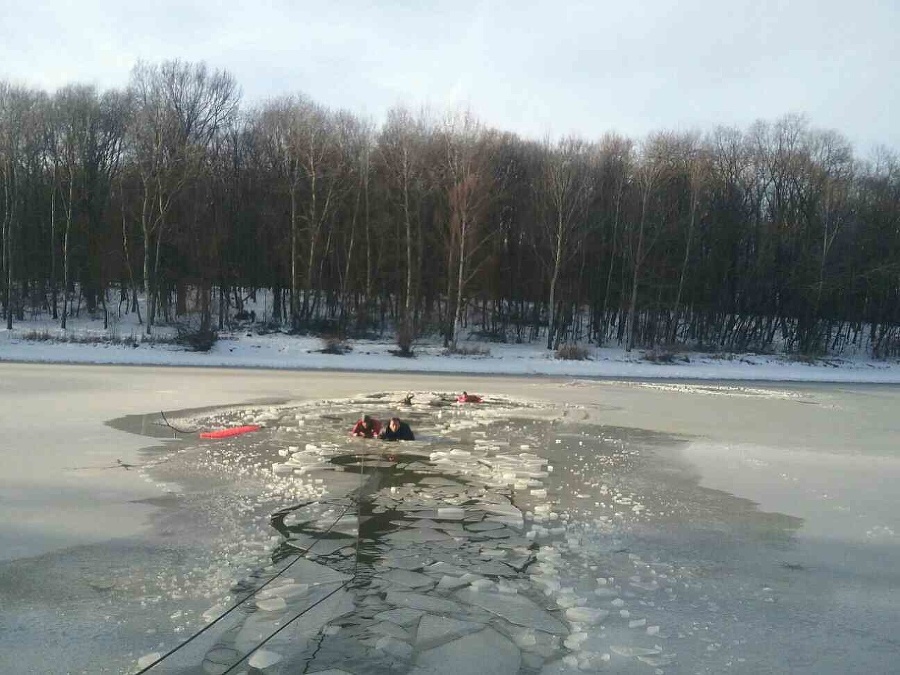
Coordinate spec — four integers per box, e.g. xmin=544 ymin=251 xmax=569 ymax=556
xmin=1 ymin=364 xmax=898 ymax=674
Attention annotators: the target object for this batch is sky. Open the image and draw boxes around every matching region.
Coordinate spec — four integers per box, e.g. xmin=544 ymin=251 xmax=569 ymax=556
xmin=1 ymin=0 xmax=898 ymax=154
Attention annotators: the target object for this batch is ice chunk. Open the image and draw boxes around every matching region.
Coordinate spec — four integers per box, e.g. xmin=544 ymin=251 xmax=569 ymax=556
xmin=455 ymin=589 xmax=568 ymax=635
xmin=479 ymin=548 xmax=507 ymax=559
xmin=202 ymin=604 xmax=228 ymax=623
xmin=248 ymin=649 xmax=282 ymax=669
xmin=416 ymin=614 xmax=484 ymax=649
xmin=593 ymin=587 xmax=617 ymax=598
xmin=386 ymin=591 xmax=464 ymax=614
xmin=280 ymin=557 xmax=351 ymax=586
xmin=610 ymin=645 xmax=662 ymax=657
xmin=256 ymin=583 xmax=309 ymax=599
xmin=386 ymin=528 xmax=454 ymax=543
xmin=437 ymin=507 xmax=465 ymax=520
xmin=466 ymin=521 xmax=507 ymax=532
xmin=371 ymin=621 xmax=413 ymax=641
xmin=202 ymin=646 xmax=242 ymax=674
xmin=637 ymin=653 xmax=677 ymax=667
xmin=409 ymin=627 xmax=520 ymax=675
xmin=374 ymin=608 xmax=425 ymax=625
xmin=436 ymin=575 xmax=470 ymax=593
xmin=256 ymin=596 xmax=287 ymax=612
xmin=137 ymin=653 xmax=161 ymax=669
xmin=376 ymin=636 xmax=414 ymax=658
xmin=564 ymin=606 xmax=609 ymax=624
xmin=382 ymin=569 xmax=435 ymax=590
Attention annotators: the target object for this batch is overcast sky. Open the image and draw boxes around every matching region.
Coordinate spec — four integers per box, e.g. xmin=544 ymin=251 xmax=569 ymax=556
xmin=1 ymin=0 xmax=897 ymax=154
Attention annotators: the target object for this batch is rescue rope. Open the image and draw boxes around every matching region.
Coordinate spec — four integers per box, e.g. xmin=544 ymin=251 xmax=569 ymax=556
xmin=134 ymin=450 xmax=369 ymax=674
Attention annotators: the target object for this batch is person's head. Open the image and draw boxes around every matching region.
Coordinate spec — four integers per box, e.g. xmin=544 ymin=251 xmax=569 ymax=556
xmin=389 ymin=416 xmax=401 ymax=430
xmin=362 ymin=415 xmax=373 ymax=428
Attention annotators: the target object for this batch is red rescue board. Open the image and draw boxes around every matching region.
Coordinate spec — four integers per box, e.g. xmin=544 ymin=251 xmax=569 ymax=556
xmin=200 ymin=425 xmax=261 ymax=439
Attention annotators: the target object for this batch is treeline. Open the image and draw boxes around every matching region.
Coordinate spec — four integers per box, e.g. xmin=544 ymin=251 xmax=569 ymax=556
xmin=2 ymin=61 xmax=900 ymax=356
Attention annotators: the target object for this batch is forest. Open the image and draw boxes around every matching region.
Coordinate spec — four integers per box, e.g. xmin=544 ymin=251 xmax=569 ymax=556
xmin=2 ymin=60 xmax=899 ymax=356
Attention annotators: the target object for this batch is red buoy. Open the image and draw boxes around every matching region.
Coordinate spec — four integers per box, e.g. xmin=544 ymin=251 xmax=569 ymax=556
xmin=199 ymin=424 xmax=261 ymax=439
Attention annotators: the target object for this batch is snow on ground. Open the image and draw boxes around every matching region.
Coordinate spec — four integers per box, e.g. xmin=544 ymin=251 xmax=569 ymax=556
xmin=3 ymin=313 xmax=900 ymax=383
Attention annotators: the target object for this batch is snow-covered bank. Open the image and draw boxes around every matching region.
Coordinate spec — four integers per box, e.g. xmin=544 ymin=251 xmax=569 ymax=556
xmin=3 ymin=321 xmax=900 ymax=383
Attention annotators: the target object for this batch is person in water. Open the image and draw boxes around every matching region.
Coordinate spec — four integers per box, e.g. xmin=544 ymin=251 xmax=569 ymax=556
xmin=379 ymin=416 xmax=415 ymax=441
xmin=457 ymin=391 xmax=482 ymax=403
xmin=350 ymin=415 xmax=382 ymax=438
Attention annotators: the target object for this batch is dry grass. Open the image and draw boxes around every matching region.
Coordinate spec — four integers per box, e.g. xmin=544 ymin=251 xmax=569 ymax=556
xmin=555 ymin=344 xmax=590 ymax=361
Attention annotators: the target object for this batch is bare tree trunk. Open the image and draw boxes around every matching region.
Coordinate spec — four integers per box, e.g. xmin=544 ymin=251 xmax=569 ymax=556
xmin=341 ymin=177 xmax=360 ymax=326
xmin=290 ymin=187 xmax=298 ymax=329
xmin=140 ymin=180 xmax=154 ymax=334
xmin=364 ymin=165 xmax=372 ymax=305
xmin=50 ymin=176 xmax=58 ymax=320
xmin=61 ymin=178 xmax=74 ymax=330
xmin=546 ymin=214 xmax=565 ymax=350
xmin=403 ymin=159 xmax=414 ymax=327
xmin=120 ymin=182 xmax=142 ymax=325
xmin=672 ymin=191 xmax=698 ymax=344
xmin=625 ymin=190 xmax=650 ymax=352
xmin=4 ymin=165 xmax=16 ymax=330
xmin=451 ymin=218 xmax=467 ymax=348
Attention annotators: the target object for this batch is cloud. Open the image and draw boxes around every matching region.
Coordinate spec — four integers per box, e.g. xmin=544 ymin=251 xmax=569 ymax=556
xmin=1 ymin=0 xmax=897 ymax=150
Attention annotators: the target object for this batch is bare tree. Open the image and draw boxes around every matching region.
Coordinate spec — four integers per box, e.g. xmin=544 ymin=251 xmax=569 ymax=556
xmin=623 ymin=135 xmax=669 ymax=351
xmin=334 ymin=112 xmax=374 ymax=325
xmin=49 ymin=85 xmax=126 ymax=328
xmin=533 ymin=136 xmax=597 ymax=349
xmin=377 ymin=107 xmax=434 ymax=337
xmin=436 ymin=111 xmax=505 ymax=348
xmin=126 ymin=60 xmax=239 ymax=334
xmin=669 ymin=132 xmax=711 ymax=343
xmin=0 ymin=84 xmax=44 ymax=329
xmin=595 ymin=133 xmax=633 ymax=342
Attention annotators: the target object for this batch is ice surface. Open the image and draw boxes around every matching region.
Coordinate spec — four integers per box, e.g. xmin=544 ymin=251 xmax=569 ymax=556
xmin=11 ymin=377 xmax=899 ymax=675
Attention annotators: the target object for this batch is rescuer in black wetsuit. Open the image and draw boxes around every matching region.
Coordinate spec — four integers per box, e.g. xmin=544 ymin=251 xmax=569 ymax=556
xmin=379 ymin=416 xmax=415 ymax=441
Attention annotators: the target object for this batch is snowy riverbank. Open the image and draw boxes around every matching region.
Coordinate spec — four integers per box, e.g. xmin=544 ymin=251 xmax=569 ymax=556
xmin=3 ymin=317 xmax=900 ymax=383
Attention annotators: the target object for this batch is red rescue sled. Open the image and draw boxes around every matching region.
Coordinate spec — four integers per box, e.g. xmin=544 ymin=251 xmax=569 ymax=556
xmin=200 ymin=425 xmax=261 ymax=439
